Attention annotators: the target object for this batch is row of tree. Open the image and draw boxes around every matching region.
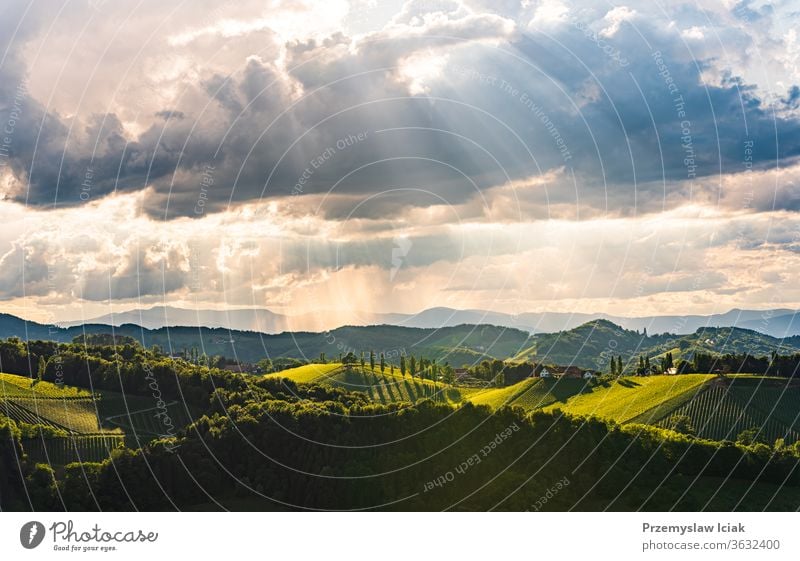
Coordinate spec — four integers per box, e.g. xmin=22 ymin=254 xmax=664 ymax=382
xmin=466 ymin=359 xmax=534 ymax=386
xmin=605 ymin=349 xmax=800 ymax=378
xmin=607 ymin=352 xmax=676 ymax=376
xmin=323 ymin=351 xmax=460 ymax=384
xmin=677 ymin=351 xmax=800 ymax=376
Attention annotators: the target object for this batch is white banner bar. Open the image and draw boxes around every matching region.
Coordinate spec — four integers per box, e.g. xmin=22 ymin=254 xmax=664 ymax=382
xmin=2 ymin=512 xmax=798 ymax=560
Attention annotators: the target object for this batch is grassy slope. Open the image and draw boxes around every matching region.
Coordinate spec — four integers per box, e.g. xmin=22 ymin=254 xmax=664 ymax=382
xmin=0 ymin=373 xmax=90 ymax=398
xmin=264 ymin=362 xmax=344 ymax=383
xmin=509 ymin=342 xmax=537 ymax=363
xmin=543 ymin=375 xmax=714 ymax=423
xmin=335 ymin=365 xmax=471 ymax=404
xmin=1 ymin=373 xmax=104 ymax=433
xmin=329 ymin=368 xmax=458 ymax=404
xmin=9 ymin=398 xmax=101 ymax=433
xmin=654 ymin=376 xmax=800 ymax=443
xmin=511 ymin=378 xmax=591 ymax=409
xmin=0 ymin=372 xmax=189 ymax=437
xmin=468 ymin=379 xmax=537 ymax=409
xmin=269 ymin=363 xmax=468 ymax=405
xmin=465 ymin=375 xmax=711 ymax=422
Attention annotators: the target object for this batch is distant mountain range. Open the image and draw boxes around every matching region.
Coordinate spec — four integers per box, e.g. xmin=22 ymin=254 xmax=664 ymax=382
xmin=0 ymin=312 xmax=531 ymax=366
xmin=56 ymin=305 xmax=800 ymax=338
xmin=58 ymin=307 xmax=292 ymax=333
xmin=4 ymin=311 xmax=800 ymax=368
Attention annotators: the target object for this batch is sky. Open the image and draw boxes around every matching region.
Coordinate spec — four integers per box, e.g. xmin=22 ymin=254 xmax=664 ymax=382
xmin=1 ymin=0 xmax=800 ymax=325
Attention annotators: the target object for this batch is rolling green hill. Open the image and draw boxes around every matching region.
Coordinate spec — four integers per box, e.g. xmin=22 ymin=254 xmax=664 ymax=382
xmin=522 ymin=320 xmax=800 ymax=369
xmin=92 ymin=322 xmax=533 ymax=365
xmin=267 ymin=363 xmax=467 ymax=404
xmin=264 ymin=362 xmax=343 ymax=383
xmin=266 ymin=364 xmax=800 ymax=444
xmin=462 ymin=372 xmax=800 ymax=445
xmin=460 ymin=375 xmax=712 ymax=423
xmin=520 ymin=319 xmax=659 ymax=367
xmin=467 ymin=378 xmax=538 ymax=409
xmin=3 ymin=310 xmax=800 ymax=371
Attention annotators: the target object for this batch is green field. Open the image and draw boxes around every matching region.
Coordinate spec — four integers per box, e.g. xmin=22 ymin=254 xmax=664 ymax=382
xmin=510 ymin=378 xmax=591 ymax=409
xmin=22 ymin=434 xmax=126 ymax=464
xmin=544 ymin=375 xmax=713 ymax=423
xmin=1 ymin=373 xmax=108 ymax=434
xmin=0 ymin=373 xmax=91 ymax=398
xmin=472 ymin=373 xmax=800 ymax=445
xmin=328 ymin=367 xmax=463 ymax=404
xmin=654 ymin=377 xmax=800 ymax=443
xmin=264 ymin=362 xmax=343 ymax=383
xmin=6 ymin=398 xmax=101 ymax=433
xmin=468 ymin=379 xmax=538 ymax=409
xmin=268 ymin=363 xmax=469 ymax=404
xmin=0 ymin=372 xmax=194 ymax=463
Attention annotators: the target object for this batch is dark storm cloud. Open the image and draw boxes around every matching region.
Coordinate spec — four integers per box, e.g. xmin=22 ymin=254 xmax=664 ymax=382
xmin=155 ymin=110 xmax=186 ymax=120
xmin=782 ymin=86 xmax=800 ymax=110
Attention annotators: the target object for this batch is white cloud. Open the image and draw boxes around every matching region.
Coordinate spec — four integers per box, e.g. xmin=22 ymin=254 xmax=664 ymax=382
xmin=599 ymin=6 xmax=636 ymax=38
xmin=528 ymin=0 xmax=568 ymax=29
xmin=681 ymin=26 xmax=706 ymax=41
xmin=397 ymin=50 xmax=450 ymax=94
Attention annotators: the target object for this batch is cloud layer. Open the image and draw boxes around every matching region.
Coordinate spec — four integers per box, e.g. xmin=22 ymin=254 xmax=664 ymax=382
xmin=0 ymin=0 xmax=799 ymax=319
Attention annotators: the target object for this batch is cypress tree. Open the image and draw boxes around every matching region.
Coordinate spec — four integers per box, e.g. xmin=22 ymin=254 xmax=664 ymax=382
xmin=37 ymin=355 xmax=46 ymax=381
